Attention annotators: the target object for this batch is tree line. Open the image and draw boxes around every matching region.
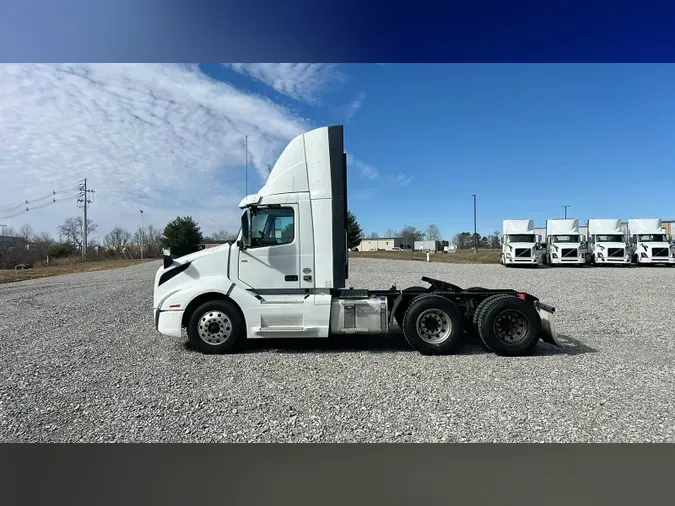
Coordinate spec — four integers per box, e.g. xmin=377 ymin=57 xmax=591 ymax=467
xmin=1 ymin=211 xmax=369 ymax=269
xmin=2 ymin=209 xmax=498 ymax=269
xmin=358 ymin=224 xmax=502 ymax=251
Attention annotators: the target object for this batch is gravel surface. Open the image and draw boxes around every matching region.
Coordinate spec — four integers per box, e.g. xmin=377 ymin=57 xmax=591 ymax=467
xmin=1 ymin=258 xmax=674 ymax=442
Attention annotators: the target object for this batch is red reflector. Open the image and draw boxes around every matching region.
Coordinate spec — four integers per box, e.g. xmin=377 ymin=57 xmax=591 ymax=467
xmin=517 ymin=293 xmax=526 ymax=300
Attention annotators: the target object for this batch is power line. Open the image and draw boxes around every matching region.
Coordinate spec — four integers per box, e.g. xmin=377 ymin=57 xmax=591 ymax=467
xmin=0 ymin=194 xmax=81 ymax=220
xmin=0 ymin=184 xmax=81 ymax=213
xmin=0 ymin=182 xmax=88 ymax=220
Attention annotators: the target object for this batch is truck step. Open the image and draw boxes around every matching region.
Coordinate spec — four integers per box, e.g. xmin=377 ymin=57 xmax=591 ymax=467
xmin=255 ymin=326 xmax=306 ymax=332
xmin=259 ymin=299 xmax=307 ymax=305
xmin=337 ymin=288 xmax=369 ymax=298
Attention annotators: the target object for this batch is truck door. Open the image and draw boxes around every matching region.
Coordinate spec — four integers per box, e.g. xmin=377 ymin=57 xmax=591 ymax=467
xmin=238 ymin=204 xmax=301 ymax=289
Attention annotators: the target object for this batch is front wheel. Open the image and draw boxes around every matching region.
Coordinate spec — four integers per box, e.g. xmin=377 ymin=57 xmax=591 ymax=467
xmin=401 ymin=294 xmax=465 ymax=355
xmin=187 ymin=299 xmax=246 ymax=354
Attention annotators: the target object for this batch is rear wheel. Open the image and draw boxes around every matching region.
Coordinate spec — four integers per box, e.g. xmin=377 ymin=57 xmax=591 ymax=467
xmin=401 ymin=294 xmax=465 ymax=355
xmin=394 ymin=286 xmax=428 ymax=327
xmin=474 ymin=295 xmax=541 ymax=356
xmin=187 ymin=299 xmax=245 ymax=354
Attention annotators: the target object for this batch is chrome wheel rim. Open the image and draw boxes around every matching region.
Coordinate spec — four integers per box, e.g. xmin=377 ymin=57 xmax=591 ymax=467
xmin=197 ymin=310 xmax=232 ymax=345
xmin=415 ymin=309 xmax=452 ymax=344
xmin=493 ymin=310 xmax=529 ymax=344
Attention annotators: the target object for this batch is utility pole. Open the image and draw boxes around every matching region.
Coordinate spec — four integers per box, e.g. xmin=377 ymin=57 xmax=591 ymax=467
xmin=78 ymin=178 xmax=94 ymax=260
xmin=472 ymin=194 xmax=477 ymax=253
xmin=140 ymin=209 xmax=144 ymax=260
xmin=562 ymin=205 xmax=570 ymax=219
xmin=245 ymin=135 xmax=248 ymax=197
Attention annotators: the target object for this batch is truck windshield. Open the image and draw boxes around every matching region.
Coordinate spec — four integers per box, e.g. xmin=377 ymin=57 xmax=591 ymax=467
xmin=551 ymin=235 xmax=579 ymax=243
xmin=507 ymin=234 xmax=534 ymax=243
xmin=595 ymin=235 xmax=624 ymax=242
xmin=636 ymin=234 xmax=666 ymax=242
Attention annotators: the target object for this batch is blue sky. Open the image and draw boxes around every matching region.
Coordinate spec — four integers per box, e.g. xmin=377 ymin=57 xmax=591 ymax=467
xmin=213 ymin=63 xmax=675 ymax=238
xmin=1 ymin=64 xmax=673 ymax=240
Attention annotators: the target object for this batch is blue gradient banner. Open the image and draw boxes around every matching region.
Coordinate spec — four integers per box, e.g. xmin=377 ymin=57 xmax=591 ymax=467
xmin=1 ymin=0 xmax=674 ymax=61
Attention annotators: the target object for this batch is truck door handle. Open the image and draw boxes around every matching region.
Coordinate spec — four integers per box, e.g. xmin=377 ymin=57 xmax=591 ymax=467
xmin=285 ymin=275 xmax=298 ymax=282
xmin=303 ymin=275 xmax=312 ymax=282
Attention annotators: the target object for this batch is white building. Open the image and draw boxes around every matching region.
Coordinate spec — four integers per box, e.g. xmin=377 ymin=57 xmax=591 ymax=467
xmin=356 ymin=237 xmax=407 ymax=251
xmin=414 ymin=240 xmax=442 ymax=252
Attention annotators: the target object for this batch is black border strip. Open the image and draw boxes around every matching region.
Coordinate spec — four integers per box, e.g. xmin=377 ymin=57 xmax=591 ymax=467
xmin=1 ymin=444 xmax=672 ymax=504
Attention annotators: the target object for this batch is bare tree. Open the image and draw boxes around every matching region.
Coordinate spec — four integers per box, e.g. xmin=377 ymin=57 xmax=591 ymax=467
xmin=34 ymin=231 xmax=54 ymax=258
xmin=425 ymin=224 xmax=442 ymax=241
xmin=490 ymin=230 xmax=501 ymax=249
xmin=59 ymin=216 xmax=97 ymax=250
xmin=19 ymin=224 xmax=34 ymax=245
xmin=103 ymin=226 xmax=132 ymax=256
xmin=384 ymin=228 xmax=399 ymax=238
xmin=400 ymin=225 xmax=424 ymax=249
xmin=133 ymin=224 xmax=163 ymax=257
xmin=369 ymin=232 xmax=379 ymax=238
xmin=212 ymin=230 xmax=235 ymax=241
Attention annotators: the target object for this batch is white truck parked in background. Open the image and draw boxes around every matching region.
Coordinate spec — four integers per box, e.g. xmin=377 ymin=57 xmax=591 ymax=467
xmin=586 ymin=219 xmax=631 ymax=266
xmin=628 ymin=218 xmax=675 ymax=266
xmin=544 ymin=219 xmax=586 ymax=266
xmin=152 ymin=125 xmax=560 ymax=357
xmin=500 ymin=219 xmax=541 ymax=267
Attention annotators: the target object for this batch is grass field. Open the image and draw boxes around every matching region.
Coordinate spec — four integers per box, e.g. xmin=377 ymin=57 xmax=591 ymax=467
xmin=349 ymin=249 xmax=501 ymax=264
xmin=0 ymin=259 xmax=155 ymax=284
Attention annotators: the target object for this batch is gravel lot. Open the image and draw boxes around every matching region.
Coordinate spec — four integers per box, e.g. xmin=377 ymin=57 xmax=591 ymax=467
xmin=1 ymin=258 xmax=674 ymax=442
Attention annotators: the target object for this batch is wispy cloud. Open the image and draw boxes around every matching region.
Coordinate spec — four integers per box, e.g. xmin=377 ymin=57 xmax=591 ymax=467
xmin=348 ymin=155 xmax=379 ymax=180
xmin=0 ymin=64 xmax=310 ymax=235
xmin=345 ymin=92 xmax=365 ymax=122
xmin=393 ymin=173 xmax=414 ymax=185
xmin=224 ymin=63 xmax=345 ymax=104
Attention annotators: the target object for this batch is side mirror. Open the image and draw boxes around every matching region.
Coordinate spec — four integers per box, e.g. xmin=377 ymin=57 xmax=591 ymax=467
xmin=238 ymin=210 xmax=251 ymax=249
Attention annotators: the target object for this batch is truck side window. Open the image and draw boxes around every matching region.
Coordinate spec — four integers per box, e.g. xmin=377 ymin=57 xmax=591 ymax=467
xmin=249 ymin=207 xmax=295 ymax=247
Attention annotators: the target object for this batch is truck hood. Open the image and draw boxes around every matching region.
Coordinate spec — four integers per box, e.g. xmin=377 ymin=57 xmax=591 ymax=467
xmin=593 ymin=242 xmax=627 ymax=249
xmin=171 ymin=242 xmax=231 ymax=265
xmin=636 ymin=241 xmax=671 ymax=249
xmin=550 ymin=243 xmax=582 ymax=249
xmin=506 ymin=242 xmax=536 ymax=249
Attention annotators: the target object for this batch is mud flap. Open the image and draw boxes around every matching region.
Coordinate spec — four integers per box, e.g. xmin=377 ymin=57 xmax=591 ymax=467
xmin=536 ymin=303 xmax=562 ymax=347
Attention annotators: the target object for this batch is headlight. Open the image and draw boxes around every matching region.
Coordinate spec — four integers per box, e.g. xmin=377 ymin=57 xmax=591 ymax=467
xmin=641 ymin=252 xmax=648 ymax=258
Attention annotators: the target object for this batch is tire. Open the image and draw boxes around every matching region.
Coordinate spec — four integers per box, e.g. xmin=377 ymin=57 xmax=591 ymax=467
xmin=187 ymin=299 xmax=246 ymax=354
xmin=472 ymin=294 xmax=514 ymax=350
xmin=394 ymin=286 xmax=428 ymax=327
xmin=475 ymin=295 xmax=542 ymax=356
xmin=401 ymin=294 xmax=465 ymax=355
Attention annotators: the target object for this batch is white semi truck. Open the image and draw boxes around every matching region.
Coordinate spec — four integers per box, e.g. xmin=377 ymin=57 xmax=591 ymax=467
xmin=586 ymin=219 xmax=631 ymax=266
xmin=544 ymin=219 xmax=586 ymax=266
xmin=500 ymin=219 xmax=541 ymax=267
xmin=627 ymin=218 xmax=675 ymax=266
xmin=152 ymin=125 xmax=560 ymax=357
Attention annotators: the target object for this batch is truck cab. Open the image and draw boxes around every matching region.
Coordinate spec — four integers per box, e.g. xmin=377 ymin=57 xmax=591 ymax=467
xmin=586 ymin=219 xmax=630 ymax=266
xmin=628 ymin=219 xmax=675 ymax=266
xmin=153 ymin=125 xmax=560 ymax=357
xmin=545 ymin=219 xmax=586 ymax=266
xmin=500 ymin=219 xmax=541 ymax=267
